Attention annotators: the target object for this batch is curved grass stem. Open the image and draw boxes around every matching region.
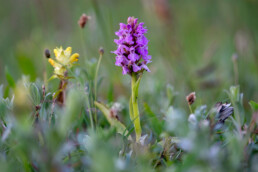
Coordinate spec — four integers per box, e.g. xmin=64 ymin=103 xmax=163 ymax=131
xmin=86 ymin=94 xmax=94 ymax=130
xmin=94 ymin=53 xmax=103 ymax=124
xmin=80 ymin=29 xmax=87 ymax=60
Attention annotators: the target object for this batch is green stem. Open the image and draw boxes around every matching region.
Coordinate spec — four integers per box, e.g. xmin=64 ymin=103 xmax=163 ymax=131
xmin=188 ymin=103 xmax=193 ymax=114
xmin=86 ymin=94 xmax=94 ymax=130
xmin=94 ymin=53 xmax=103 ymax=124
xmin=94 ymin=53 xmax=103 ymax=104
xmin=80 ymin=29 xmax=87 ymax=60
xmin=131 ymin=73 xmax=142 ymax=142
xmin=233 ymin=60 xmax=239 ymax=85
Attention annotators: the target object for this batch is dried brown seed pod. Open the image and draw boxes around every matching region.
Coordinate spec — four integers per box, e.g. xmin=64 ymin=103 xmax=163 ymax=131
xmin=44 ymin=49 xmax=51 ymax=58
xmin=99 ymin=47 xmax=104 ymax=55
xmin=35 ymin=105 xmax=41 ymax=111
xmin=186 ymin=92 xmax=196 ymax=105
xmin=78 ymin=13 xmax=90 ymax=28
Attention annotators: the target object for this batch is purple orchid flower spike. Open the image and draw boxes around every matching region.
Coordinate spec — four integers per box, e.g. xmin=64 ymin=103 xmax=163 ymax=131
xmin=112 ymin=17 xmax=151 ymax=75
xmin=112 ymin=17 xmax=152 ymax=142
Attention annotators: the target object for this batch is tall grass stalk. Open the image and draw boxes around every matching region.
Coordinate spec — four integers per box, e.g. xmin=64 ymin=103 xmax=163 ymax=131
xmin=94 ymin=51 xmax=103 ymax=124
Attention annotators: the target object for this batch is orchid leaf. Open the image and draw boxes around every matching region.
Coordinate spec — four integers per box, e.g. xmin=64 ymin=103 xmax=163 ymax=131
xmin=94 ymin=101 xmax=131 ymax=139
xmin=129 ymin=96 xmax=134 ymax=121
xmin=48 ymin=75 xmax=57 ymax=81
xmin=132 ymin=74 xmax=142 ymax=96
xmin=249 ymin=101 xmax=258 ymax=112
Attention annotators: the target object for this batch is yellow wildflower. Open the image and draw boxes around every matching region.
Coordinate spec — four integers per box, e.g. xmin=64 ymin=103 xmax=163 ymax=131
xmin=48 ymin=47 xmax=79 ymax=79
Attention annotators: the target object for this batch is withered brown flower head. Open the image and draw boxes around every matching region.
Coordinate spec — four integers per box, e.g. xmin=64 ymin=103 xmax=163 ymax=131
xmin=154 ymin=0 xmax=172 ymax=24
xmin=186 ymin=92 xmax=196 ymax=105
xmin=78 ymin=13 xmax=90 ymax=28
xmin=214 ymin=102 xmax=234 ymax=129
xmin=99 ymin=47 xmax=104 ymax=55
xmin=44 ymin=49 xmax=51 ymax=58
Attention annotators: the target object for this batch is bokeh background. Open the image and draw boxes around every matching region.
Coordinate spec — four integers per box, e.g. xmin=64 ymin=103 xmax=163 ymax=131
xmin=1 ymin=0 xmax=258 ymax=108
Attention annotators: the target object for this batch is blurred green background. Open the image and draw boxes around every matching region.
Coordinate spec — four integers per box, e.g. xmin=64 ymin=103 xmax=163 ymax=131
xmin=1 ymin=0 xmax=258 ymax=107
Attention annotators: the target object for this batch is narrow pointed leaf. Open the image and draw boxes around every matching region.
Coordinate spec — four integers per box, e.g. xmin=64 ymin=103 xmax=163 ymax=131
xmin=94 ymin=101 xmax=131 ymax=138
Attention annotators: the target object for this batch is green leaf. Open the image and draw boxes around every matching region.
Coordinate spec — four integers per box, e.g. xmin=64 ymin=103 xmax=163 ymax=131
xmin=0 ymin=94 xmax=14 ymax=119
xmin=59 ymin=90 xmax=84 ymax=135
xmin=0 ymin=85 xmax=3 ymax=99
xmin=85 ymin=58 xmax=97 ymax=80
xmin=144 ymin=103 xmax=163 ymax=135
xmin=227 ymin=86 xmax=245 ymax=125
xmin=94 ymin=101 xmax=131 ymax=139
xmin=132 ymin=74 xmax=142 ymax=96
xmin=107 ymin=84 xmax=114 ymax=103
xmin=3 ymin=85 xmax=10 ymax=98
xmin=97 ymin=76 xmax=104 ymax=90
xmin=48 ymin=75 xmax=57 ymax=81
xmin=129 ymin=96 xmax=134 ymax=121
xmin=17 ymin=55 xmax=37 ymax=81
xmin=249 ymin=100 xmax=258 ymax=112
xmin=166 ymin=84 xmax=175 ymax=105
xmin=53 ymin=89 xmax=63 ymax=99
xmin=5 ymin=67 xmax=15 ymax=88
xmin=29 ymin=83 xmax=41 ymax=105
xmin=229 ymin=86 xmax=241 ymax=103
